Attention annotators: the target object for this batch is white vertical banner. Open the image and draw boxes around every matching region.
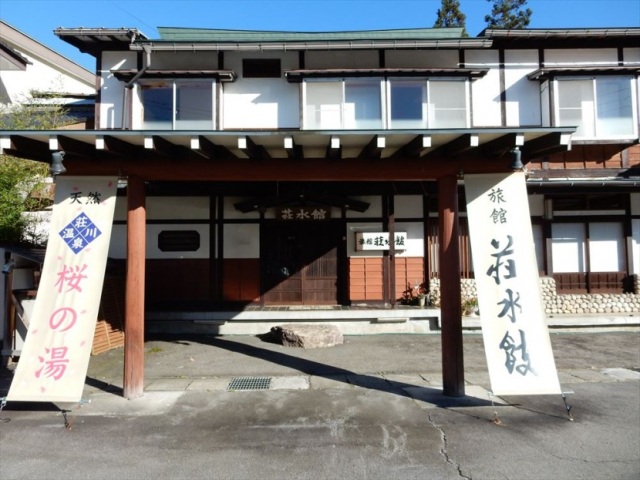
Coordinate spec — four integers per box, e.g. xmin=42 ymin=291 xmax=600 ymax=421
xmin=465 ymin=172 xmax=561 ymax=395
xmin=8 ymin=176 xmax=118 ymax=402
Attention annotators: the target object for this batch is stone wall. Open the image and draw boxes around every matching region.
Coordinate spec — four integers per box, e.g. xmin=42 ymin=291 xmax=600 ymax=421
xmin=427 ymin=276 xmax=640 ymax=315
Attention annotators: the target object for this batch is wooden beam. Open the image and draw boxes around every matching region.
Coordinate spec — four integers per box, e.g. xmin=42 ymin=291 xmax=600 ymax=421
xmin=197 ymin=135 xmax=237 ymax=160
xmin=151 ymin=135 xmax=186 ymax=158
xmin=521 ymin=132 xmax=572 ymax=160
xmin=238 ymin=135 xmax=270 ymax=161
xmin=444 ymin=133 xmax=479 ymax=158
xmin=481 ymin=133 xmax=525 ymax=157
xmin=8 ymin=135 xmax=50 ymax=160
xmin=123 ymin=175 xmax=146 ymax=399
xmin=357 ymin=135 xmax=385 ymax=160
xmin=325 ymin=136 xmax=341 ymax=160
xmin=284 ymin=136 xmax=303 ymax=160
xmin=390 ymin=135 xmax=431 ymax=159
xmin=438 ymin=174 xmax=465 ymax=397
xmin=57 ymin=135 xmax=97 ymax=158
xmin=104 ymin=135 xmax=144 ymax=158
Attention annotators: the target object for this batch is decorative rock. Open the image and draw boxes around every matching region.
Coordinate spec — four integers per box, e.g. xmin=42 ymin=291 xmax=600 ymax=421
xmin=271 ymin=324 xmax=344 ymax=349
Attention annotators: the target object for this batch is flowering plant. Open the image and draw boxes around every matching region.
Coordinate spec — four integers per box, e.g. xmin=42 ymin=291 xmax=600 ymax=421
xmin=401 ymin=282 xmax=428 ymax=305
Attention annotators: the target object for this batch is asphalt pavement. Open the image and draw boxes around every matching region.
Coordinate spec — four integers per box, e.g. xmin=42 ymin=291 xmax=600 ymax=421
xmin=1 ymin=331 xmax=639 ymax=480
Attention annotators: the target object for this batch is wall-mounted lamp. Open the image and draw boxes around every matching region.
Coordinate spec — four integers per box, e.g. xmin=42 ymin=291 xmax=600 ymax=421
xmin=2 ymin=258 xmax=16 ymax=275
xmin=50 ymin=151 xmax=66 ymax=177
xmin=510 ymin=147 xmax=523 ymax=171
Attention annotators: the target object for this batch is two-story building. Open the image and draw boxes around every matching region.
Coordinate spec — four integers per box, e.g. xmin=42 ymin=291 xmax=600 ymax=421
xmin=1 ymin=26 xmax=638 ymax=396
xmin=0 ymin=20 xmax=96 ymax=126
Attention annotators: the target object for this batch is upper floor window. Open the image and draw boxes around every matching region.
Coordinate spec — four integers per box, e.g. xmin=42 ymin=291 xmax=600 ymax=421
xmin=389 ymin=78 xmax=468 ymax=129
xmin=555 ymin=76 xmax=636 ymax=139
xmin=242 ymin=59 xmax=281 ymax=78
xmin=304 ymin=78 xmax=383 ymax=129
xmin=140 ymin=80 xmax=215 ymax=130
xmin=302 ymin=77 xmax=469 ymax=130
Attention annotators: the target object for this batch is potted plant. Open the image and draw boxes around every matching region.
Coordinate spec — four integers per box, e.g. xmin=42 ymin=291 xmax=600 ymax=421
xmin=400 ymin=282 xmax=428 ymax=307
xmin=462 ymin=297 xmax=479 ymax=316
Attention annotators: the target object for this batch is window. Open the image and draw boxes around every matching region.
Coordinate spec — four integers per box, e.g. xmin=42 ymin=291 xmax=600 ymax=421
xmin=243 ymin=59 xmax=281 ymax=78
xmin=389 ymin=80 xmax=425 ymax=128
xmin=428 ymin=80 xmax=468 ymax=128
xmin=140 ymin=80 xmax=215 ymax=130
xmin=304 ymin=77 xmax=469 ymax=130
xmin=141 ymin=83 xmax=172 ymax=129
xmin=158 ymin=230 xmax=201 ymax=252
xmin=388 ymin=79 xmax=469 ymax=129
xmin=555 ymin=76 xmax=636 ymax=138
xmin=304 ymin=79 xmax=383 ymax=129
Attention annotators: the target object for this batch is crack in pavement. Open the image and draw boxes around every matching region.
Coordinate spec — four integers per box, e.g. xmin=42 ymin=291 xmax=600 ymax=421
xmin=427 ymin=412 xmax=471 ymax=480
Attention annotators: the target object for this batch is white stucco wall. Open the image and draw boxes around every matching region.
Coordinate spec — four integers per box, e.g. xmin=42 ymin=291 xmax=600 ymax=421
xmin=110 ymin=196 xmax=211 ymax=259
xmin=224 ymin=224 xmax=259 ymax=258
xmin=395 ymin=195 xmax=423 ymax=218
xmin=467 ymin=50 xmax=502 ymax=127
xmin=544 ymin=49 xmax=619 ymax=66
xmin=109 ymin=224 xmax=210 ymax=259
xmin=1 ymin=49 xmax=94 ymax=106
xmin=222 ymin=52 xmax=299 ymax=129
xmin=504 ymin=50 xmax=541 ymax=127
xmin=528 ymin=194 xmax=544 ymax=217
xmin=631 ymin=193 xmax=640 ymax=275
xmin=99 ymin=51 xmax=136 ymax=129
xmin=346 ymin=195 xmax=382 ymax=218
xmin=347 ymin=222 xmax=424 ymax=258
xmin=632 ymin=219 xmax=640 ymax=275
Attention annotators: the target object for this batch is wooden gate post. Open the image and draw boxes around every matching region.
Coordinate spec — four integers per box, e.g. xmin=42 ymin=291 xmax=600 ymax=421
xmin=438 ymin=174 xmax=465 ymax=397
xmin=123 ymin=175 xmax=146 ymax=399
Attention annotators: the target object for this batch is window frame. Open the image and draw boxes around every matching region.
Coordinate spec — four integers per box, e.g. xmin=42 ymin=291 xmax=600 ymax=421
xmin=302 ymin=76 xmax=471 ymax=130
xmin=553 ymin=75 xmax=638 ymax=140
xmin=138 ymin=78 xmax=217 ymax=130
xmin=302 ymin=77 xmax=385 ymax=130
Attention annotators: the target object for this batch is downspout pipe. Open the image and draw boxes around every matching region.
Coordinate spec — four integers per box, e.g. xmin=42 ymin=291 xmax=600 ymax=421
xmin=121 ymin=44 xmax=152 ymax=130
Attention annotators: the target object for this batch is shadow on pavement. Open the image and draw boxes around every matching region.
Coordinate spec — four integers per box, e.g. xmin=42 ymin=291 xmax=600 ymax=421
xmin=190 ymin=334 xmax=494 ymax=409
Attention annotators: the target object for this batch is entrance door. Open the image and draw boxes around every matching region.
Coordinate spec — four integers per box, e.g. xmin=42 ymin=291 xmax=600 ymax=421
xmin=262 ymin=221 xmax=340 ymax=305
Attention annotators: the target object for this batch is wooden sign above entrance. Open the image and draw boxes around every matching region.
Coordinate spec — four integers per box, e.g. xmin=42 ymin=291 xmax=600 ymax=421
xmin=276 ymin=206 xmax=331 ymax=221
xmin=355 ymin=232 xmax=407 ymax=251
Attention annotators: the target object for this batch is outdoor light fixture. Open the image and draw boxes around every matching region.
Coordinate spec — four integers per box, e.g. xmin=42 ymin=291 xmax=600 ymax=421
xmin=50 ymin=151 xmax=66 ymax=177
xmin=510 ymin=147 xmax=523 ymax=171
xmin=2 ymin=258 xmax=16 ymax=275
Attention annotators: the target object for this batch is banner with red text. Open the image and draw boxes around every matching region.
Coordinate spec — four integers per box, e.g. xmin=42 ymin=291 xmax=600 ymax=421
xmin=8 ymin=177 xmax=117 ymax=402
xmin=465 ymin=172 xmax=561 ymax=395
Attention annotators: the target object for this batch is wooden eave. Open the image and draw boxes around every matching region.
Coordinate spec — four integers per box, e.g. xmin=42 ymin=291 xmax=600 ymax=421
xmin=480 ymin=28 xmax=640 ymax=49
xmin=285 ymin=68 xmax=488 ymax=82
xmin=55 ymin=28 xmax=147 ymax=57
xmin=0 ymin=128 xmax=575 ymax=181
xmin=0 ymin=42 xmax=30 ymax=69
xmin=528 ymin=67 xmax=640 ymax=81
xmin=112 ymin=68 xmax=237 ymax=82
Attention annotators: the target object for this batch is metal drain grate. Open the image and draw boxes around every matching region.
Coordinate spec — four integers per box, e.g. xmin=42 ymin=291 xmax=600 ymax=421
xmin=227 ymin=377 xmax=272 ymax=391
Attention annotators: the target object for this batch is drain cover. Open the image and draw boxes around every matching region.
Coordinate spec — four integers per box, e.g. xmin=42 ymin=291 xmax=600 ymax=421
xmin=227 ymin=377 xmax=272 ymax=391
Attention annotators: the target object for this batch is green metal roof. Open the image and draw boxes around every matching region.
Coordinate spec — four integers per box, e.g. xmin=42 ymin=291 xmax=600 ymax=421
xmin=156 ymin=27 xmax=466 ymax=43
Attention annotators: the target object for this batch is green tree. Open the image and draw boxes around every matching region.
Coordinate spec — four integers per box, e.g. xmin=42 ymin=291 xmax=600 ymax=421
xmin=484 ymin=0 xmax=532 ymax=29
xmin=0 ymin=92 xmax=71 ymax=245
xmin=434 ymin=0 xmax=468 ymax=37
